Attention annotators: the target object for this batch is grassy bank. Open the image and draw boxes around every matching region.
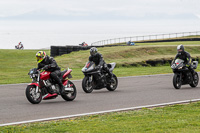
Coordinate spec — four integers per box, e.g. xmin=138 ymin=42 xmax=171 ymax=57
xmin=57 ymin=45 xmax=200 ymax=68
xmin=1 ymin=102 xmax=200 ymax=132
xmin=1 ymin=43 xmax=200 ymax=84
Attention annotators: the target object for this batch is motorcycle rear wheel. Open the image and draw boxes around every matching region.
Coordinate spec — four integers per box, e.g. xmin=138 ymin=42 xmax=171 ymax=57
xmin=190 ymin=72 xmax=199 ymax=87
xmin=106 ymin=74 xmax=118 ymax=91
xmin=61 ymin=80 xmax=77 ymax=101
xmin=26 ymin=85 xmax=42 ymax=104
xmin=82 ymin=76 xmax=93 ymax=93
xmin=173 ymin=74 xmax=182 ymax=89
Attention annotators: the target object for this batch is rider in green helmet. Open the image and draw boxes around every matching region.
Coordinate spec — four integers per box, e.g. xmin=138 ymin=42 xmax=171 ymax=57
xmin=36 ymin=51 xmax=65 ymax=94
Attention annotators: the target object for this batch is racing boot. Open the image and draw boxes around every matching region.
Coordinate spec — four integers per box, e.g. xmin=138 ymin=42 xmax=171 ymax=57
xmin=59 ymin=84 xmax=65 ymax=95
xmin=108 ymin=71 xmax=114 ymax=83
xmin=56 ymin=78 xmax=65 ymax=95
xmin=51 ymin=73 xmax=65 ymax=95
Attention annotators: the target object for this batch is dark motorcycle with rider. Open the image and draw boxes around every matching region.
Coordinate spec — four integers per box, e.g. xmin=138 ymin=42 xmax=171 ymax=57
xmin=26 ymin=51 xmax=76 ymax=104
xmin=82 ymin=47 xmax=118 ymax=93
xmin=171 ymin=45 xmax=199 ymax=89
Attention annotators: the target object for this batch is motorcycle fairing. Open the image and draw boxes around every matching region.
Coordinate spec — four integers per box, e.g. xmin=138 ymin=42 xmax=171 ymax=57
xmin=107 ymin=62 xmax=116 ymax=72
xmin=43 ymin=93 xmax=58 ymax=100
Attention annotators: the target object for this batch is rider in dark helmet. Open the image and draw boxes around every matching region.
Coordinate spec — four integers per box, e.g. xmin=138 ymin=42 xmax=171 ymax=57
xmin=36 ymin=51 xmax=65 ymax=94
xmin=173 ymin=44 xmax=194 ymax=74
xmin=89 ymin=47 xmax=113 ymax=78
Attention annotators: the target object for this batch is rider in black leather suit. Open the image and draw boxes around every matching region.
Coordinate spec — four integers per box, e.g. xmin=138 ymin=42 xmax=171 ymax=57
xmin=89 ymin=47 xmax=113 ymax=78
xmin=36 ymin=51 xmax=65 ymax=94
xmin=173 ymin=44 xmax=194 ymax=75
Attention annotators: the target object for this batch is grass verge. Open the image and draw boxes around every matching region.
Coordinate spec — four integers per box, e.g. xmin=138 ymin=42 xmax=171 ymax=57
xmin=1 ymin=43 xmax=200 ymax=84
xmin=1 ymin=102 xmax=200 ymax=132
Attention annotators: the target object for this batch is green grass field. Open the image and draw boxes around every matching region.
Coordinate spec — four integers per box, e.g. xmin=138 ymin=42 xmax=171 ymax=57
xmin=1 ymin=102 xmax=200 ymax=132
xmin=1 ymin=42 xmax=200 ymax=84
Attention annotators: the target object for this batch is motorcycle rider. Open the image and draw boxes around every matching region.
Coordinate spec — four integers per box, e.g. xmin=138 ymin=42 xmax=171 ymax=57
xmin=173 ymin=44 xmax=194 ymax=75
xmin=19 ymin=42 xmax=23 ymax=49
xmin=89 ymin=47 xmax=113 ymax=79
xmin=36 ymin=51 xmax=65 ymax=94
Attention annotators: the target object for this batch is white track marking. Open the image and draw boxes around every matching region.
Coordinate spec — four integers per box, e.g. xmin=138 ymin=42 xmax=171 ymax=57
xmin=1 ymin=98 xmax=200 ymax=127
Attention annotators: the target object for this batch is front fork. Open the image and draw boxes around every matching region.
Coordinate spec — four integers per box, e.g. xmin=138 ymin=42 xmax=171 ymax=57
xmin=35 ymin=72 xmax=41 ymax=93
xmin=89 ymin=75 xmax=93 ymax=83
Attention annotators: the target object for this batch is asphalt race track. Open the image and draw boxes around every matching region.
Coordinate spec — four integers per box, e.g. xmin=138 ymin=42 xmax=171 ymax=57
xmin=0 ymin=74 xmax=200 ymax=125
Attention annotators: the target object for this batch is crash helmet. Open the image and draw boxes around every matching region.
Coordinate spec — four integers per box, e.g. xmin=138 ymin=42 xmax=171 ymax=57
xmin=177 ymin=44 xmax=184 ymax=53
xmin=36 ymin=51 xmax=46 ymax=63
xmin=90 ymin=47 xmax=98 ymax=56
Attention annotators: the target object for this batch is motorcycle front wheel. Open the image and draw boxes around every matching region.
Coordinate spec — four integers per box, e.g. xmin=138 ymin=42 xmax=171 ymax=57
xmin=82 ymin=76 xmax=93 ymax=93
xmin=26 ymin=85 xmax=42 ymax=104
xmin=173 ymin=74 xmax=182 ymax=89
xmin=190 ymin=72 xmax=199 ymax=87
xmin=61 ymin=80 xmax=77 ymax=101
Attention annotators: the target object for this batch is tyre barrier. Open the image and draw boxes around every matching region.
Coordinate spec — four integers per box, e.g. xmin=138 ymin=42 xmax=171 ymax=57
xmin=51 ymin=46 xmax=105 ymax=57
xmin=51 ymin=44 xmax=134 ymax=57
xmin=51 ymin=46 xmax=92 ymax=57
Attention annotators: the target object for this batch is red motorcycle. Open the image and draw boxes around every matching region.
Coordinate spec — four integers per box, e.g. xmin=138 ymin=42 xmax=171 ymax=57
xmin=26 ymin=68 xmax=77 ymax=104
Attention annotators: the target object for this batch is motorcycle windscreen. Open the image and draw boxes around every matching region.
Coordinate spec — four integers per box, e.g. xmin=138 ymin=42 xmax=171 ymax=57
xmin=82 ymin=61 xmax=95 ymax=72
xmin=175 ymin=59 xmax=184 ymax=64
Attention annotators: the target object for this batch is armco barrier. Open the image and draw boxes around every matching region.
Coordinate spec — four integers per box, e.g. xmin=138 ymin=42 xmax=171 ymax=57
xmin=137 ymin=38 xmax=200 ymax=43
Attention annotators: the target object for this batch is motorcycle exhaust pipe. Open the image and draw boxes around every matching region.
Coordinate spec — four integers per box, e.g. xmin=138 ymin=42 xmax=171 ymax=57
xmin=65 ymin=87 xmax=73 ymax=92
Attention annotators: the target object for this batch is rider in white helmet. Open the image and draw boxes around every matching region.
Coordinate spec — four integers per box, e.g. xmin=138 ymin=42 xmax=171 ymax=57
xmin=173 ymin=44 xmax=194 ymax=74
xmin=89 ymin=47 xmax=113 ymax=78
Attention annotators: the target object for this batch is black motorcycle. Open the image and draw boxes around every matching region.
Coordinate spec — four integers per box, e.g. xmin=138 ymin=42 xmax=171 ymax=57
xmin=171 ymin=59 xmax=199 ymax=89
xmin=81 ymin=61 xmax=118 ymax=93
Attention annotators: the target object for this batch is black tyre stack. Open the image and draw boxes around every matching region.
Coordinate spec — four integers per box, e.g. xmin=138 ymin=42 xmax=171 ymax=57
xmin=51 ymin=45 xmax=100 ymax=57
xmin=58 ymin=46 xmax=68 ymax=56
xmin=51 ymin=46 xmax=59 ymax=57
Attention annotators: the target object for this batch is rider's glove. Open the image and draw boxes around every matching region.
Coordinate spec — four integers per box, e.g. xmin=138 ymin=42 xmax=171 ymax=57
xmin=95 ymin=65 xmax=100 ymax=70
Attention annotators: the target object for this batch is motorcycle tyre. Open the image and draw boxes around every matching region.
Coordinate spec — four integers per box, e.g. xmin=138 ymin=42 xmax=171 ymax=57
xmin=82 ymin=76 xmax=93 ymax=93
xmin=106 ymin=74 xmax=118 ymax=91
xmin=173 ymin=74 xmax=182 ymax=89
xmin=26 ymin=85 xmax=42 ymax=104
xmin=61 ymin=80 xmax=77 ymax=101
xmin=190 ymin=72 xmax=199 ymax=88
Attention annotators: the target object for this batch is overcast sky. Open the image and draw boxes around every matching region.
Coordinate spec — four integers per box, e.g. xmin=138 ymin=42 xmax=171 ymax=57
xmin=0 ymin=0 xmax=199 ymax=49
xmin=0 ymin=0 xmax=199 ymax=21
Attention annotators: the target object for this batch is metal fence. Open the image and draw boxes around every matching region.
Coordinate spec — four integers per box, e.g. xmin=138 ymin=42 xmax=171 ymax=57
xmin=91 ymin=31 xmax=200 ymax=46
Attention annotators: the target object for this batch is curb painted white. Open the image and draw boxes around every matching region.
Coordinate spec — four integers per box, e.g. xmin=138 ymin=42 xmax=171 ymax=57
xmin=1 ymin=98 xmax=200 ymax=127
